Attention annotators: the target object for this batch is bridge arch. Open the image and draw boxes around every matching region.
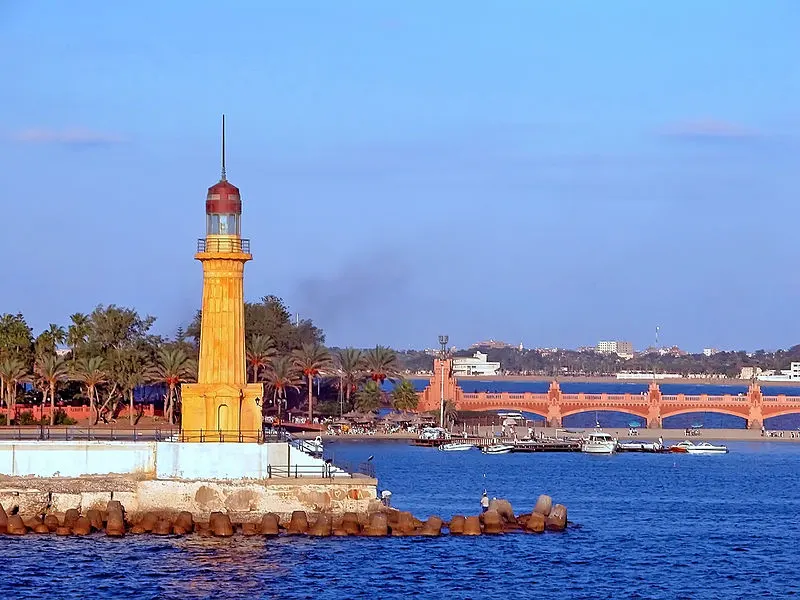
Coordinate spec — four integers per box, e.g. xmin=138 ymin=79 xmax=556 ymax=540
xmin=661 ymin=410 xmax=747 ymax=429
xmin=561 ymin=409 xmax=648 ymax=429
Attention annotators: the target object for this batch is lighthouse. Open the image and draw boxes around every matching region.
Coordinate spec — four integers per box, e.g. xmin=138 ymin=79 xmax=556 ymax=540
xmin=181 ymin=116 xmax=263 ymax=441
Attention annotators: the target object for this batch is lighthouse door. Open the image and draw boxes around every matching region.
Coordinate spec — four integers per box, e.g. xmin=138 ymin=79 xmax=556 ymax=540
xmin=216 ymin=404 xmax=229 ymax=431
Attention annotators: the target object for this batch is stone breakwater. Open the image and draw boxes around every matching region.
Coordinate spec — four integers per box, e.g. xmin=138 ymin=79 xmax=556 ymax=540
xmin=0 ymin=495 xmax=568 ymax=538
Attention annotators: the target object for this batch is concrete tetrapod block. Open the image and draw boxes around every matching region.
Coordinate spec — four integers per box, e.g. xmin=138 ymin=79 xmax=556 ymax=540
xmin=63 ymin=509 xmax=80 ymax=530
xmin=259 ymin=513 xmax=280 ymax=536
xmin=525 ymin=512 xmax=546 ymax=533
xmin=341 ymin=512 xmax=361 ymax=535
xmin=308 ymin=515 xmax=332 ymax=537
xmin=546 ymin=504 xmax=567 ymax=531
xmin=448 ymin=515 xmax=466 ymax=535
xmin=106 ymin=510 xmax=126 ymax=537
xmin=462 ymin=516 xmax=482 ymax=536
xmin=241 ymin=522 xmax=259 ymax=536
xmin=0 ymin=503 xmax=7 ymax=533
xmin=365 ymin=513 xmax=388 ymax=537
xmin=7 ymin=515 xmax=27 ymax=536
xmin=287 ymin=511 xmax=309 ymax=535
xmin=86 ymin=509 xmax=104 ymax=531
xmin=73 ymin=517 xmax=92 ymax=536
xmin=172 ymin=511 xmax=194 ymax=535
xmin=23 ymin=517 xmax=43 ymax=530
xmin=33 ymin=523 xmax=50 ymax=534
xmin=391 ymin=511 xmax=417 ymax=536
xmin=139 ymin=512 xmax=158 ymax=533
xmin=106 ymin=501 xmax=124 ymax=516
xmin=209 ymin=512 xmax=234 ymax=537
xmin=533 ymin=494 xmax=553 ymax=517
xmin=420 ymin=516 xmax=443 ymax=537
xmin=482 ymin=509 xmax=504 ymax=534
xmin=152 ymin=519 xmax=173 ymax=535
xmin=488 ymin=499 xmax=516 ymax=524
xmin=44 ymin=515 xmax=60 ymax=532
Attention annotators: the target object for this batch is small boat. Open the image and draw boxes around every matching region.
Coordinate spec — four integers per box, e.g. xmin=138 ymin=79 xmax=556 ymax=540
xmin=439 ymin=442 xmax=475 ymax=452
xmin=672 ymin=440 xmax=728 ymax=454
xmin=581 ymin=431 xmax=617 ymax=454
xmin=481 ymin=444 xmax=514 ymax=455
xmin=617 ymin=440 xmax=663 ymax=453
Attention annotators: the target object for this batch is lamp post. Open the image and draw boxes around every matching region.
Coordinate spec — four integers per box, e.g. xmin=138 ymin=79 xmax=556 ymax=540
xmin=439 ymin=334 xmax=449 ymax=428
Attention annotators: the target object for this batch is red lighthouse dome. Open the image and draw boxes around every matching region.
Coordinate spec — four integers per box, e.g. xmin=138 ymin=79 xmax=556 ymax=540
xmin=206 ymin=115 xmax=241 ymax=236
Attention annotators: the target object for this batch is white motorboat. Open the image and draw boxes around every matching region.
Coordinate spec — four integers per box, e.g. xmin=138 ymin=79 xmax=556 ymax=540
xmin=673 ymin=440 xmax=728 ymax=454
xmin=439 ymin=442 xmax=475 ymax=452
xmin=481 ymin=444 xmax=514 ymax=455
xmin=618 ymin=437 xmax=663 ymax=453
xmin=581 ymin=431 xmax=617 ymax=454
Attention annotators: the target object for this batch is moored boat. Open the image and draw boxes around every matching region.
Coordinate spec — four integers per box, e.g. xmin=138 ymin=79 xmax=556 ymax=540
xmin=581 ymin=431 xmax=617 ymax=454
xmin=618 ymin=436 xmax=664 ymax=453
xmin=439 ymin=442 xmax=475 ymax=452
xmin=481 ymin=444 xmax=514 ymax=455
xmin=672 ymin=440 xmax=728 ymax=454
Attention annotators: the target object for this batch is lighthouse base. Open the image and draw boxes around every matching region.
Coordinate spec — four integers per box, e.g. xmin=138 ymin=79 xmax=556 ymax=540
xmin=181 ymin=383 xmax=264 ymax=442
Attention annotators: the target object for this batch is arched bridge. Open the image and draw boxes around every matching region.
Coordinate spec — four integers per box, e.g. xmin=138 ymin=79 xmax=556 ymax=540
xmin=417 ymin=359 xmax=800 ymax=429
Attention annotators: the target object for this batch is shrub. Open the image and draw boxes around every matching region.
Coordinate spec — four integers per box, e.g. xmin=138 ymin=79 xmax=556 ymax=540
xmin=16 ymin=411 xmax=37 ymax=426
xmin=0 ymin=414 xmax=6 ymax=426
xmin=53 ymin=409 xmax=77 ymax=426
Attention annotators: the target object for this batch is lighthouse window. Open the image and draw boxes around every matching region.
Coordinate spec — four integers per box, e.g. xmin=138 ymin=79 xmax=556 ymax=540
xmin=207 ymin=213 xmax=239 ymax=235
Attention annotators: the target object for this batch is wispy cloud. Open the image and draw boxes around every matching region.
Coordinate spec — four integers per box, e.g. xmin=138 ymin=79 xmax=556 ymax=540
xmin=659 ymin=119 xmax=760 ymax=141
xmin=10 ymin=127 xmax=126 ymax=146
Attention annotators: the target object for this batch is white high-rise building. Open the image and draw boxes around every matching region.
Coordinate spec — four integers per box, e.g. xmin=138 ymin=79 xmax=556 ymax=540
xmin=597 ymin=340 xmax=634 ymax=359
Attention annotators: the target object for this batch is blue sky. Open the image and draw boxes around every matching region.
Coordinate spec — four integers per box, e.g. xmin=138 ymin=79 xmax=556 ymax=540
xmin=1 ymin=1 xmax=799 ymax=352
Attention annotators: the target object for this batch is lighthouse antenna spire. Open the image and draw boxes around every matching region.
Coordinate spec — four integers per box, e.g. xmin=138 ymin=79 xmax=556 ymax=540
xmin=221 ymin=114 xmax=227 ymax=181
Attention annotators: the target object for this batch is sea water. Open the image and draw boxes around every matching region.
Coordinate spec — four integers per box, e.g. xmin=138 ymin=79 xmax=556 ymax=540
xmin=2 ymin=439 xmax=799 ymax=599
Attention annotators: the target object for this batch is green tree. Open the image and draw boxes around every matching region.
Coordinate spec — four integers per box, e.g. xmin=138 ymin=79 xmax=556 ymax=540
xmin=291 ymin=343 xmax=332 ymax=422
xmin=0 ymin=356 xmax=30 ymax=416
xmin=443 ymin=399 xmax=458 ymax=426
xmin=335 ymin=348 xmax=365 ymax=415
xmin=148 ymin=348 xmax=195 ymax=425
xmin=34 ymin=352 xmax=70 ymax=425
xmin=263 ymin=356 xmax=301 ymax=420
xmin=391 ymin=380 xmax=419 ymax=411
xmin=34 ymin=323 xmax=66 ymax=356
xmin=0 ymin=313 xmax=33 ymax=361
xmin=72 ymin=356 xmax=107 ymax=423
xmin=364 ymin=345 xmax=401 ymax=384
xmin=67 ymin=312 xmax=91 ymax=357
xmin=354 ymin=380 xmax=382 ymax=412
xmin=246 ymin=334 xmax=276 ymax=383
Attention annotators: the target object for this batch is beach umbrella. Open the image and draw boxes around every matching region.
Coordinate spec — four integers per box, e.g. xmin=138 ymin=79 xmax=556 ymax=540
xmin=629 ymin=421 xmax=641 ymax=428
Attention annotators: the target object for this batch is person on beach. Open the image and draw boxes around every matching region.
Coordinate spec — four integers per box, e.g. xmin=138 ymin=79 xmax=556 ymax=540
xmin=480 ymin=491 xmax=490 ymax=513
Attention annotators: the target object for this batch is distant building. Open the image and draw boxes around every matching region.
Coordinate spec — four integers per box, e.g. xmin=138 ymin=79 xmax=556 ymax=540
xmin=703 ymin=348 xmax=717 ymax=357
xmin=597 ymin=340 xmax=634 ymax=359
xmin=453 ymin=351 xmax=501 ymax=376
xmin=470 ymin=339 xmax=516 ymax=350
xmin=756 ymin=362 xmax=800 ymax=382
xmin=55 ymin=348 xmax=70 ymax=358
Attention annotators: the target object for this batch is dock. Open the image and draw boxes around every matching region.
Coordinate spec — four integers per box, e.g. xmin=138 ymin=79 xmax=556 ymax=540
xmin=412 ymin=437 xmax=582 ymax=452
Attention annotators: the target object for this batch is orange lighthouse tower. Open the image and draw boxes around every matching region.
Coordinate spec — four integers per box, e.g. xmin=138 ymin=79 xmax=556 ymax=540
xmin=181 ymin=116 xmax=263 ymax=441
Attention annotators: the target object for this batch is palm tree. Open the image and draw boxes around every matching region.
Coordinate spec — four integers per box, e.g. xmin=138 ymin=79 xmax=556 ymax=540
xmin=148 ymin=348 xmax=195 ymax=425
xmin=72 ymin=356 xmax=107 ymax=423
xmin=0 ymin=356 xmax=30 ymax=418
xmin=263 ymin=356 xmax=301 ymax=420
xmin=34 ymin=353 xmax=70 ymax=425
xmin=66 ymin=313 xmax=90 ymax=357
xmin=364 ymin=345 xmax=401 ymax=384
xmin=291 ymin=343 xmax=332 ymax=422
xmin=335 ymin=348 xmax=365 ymax=415
xmin=443 ymin=399 xmax=458 ymax=427
xmin=391 ymin=379 xmax=419 ymax=411
xmin=354 ymin=380 xmax=382 ymax=412
xmin=246 ymin=334 xmax=276 ymax=383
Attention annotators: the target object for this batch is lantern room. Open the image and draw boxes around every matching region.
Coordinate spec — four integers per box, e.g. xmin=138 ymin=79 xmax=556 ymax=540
xmin=206 ymin=179 xmax=241 ymax=236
